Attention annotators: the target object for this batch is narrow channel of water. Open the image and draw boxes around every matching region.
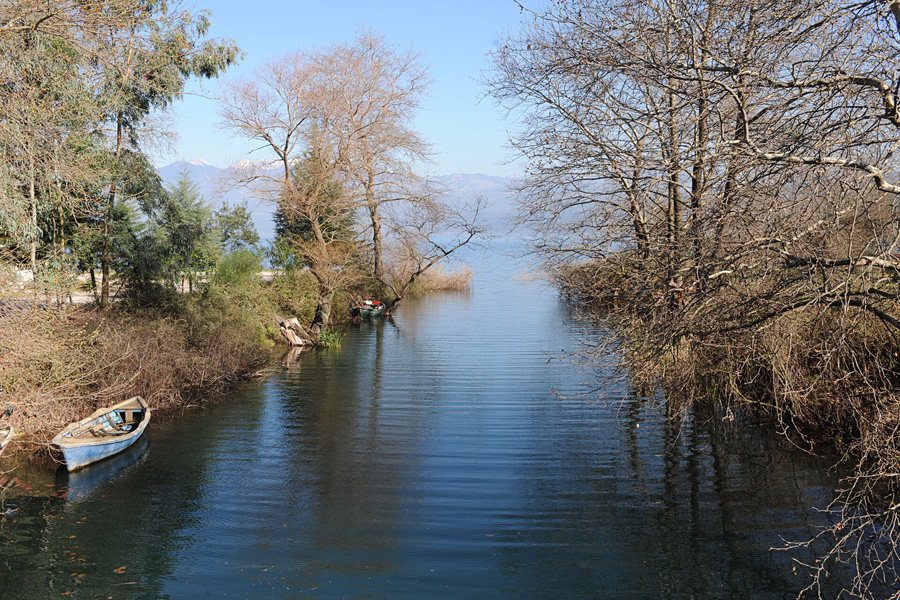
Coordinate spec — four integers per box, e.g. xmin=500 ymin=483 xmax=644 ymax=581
xmin=0 ymin=239 xmax=851 ymax=598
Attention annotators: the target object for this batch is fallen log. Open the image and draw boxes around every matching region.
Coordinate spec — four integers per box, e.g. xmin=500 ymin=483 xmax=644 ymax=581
xmin=276 ymin=316 xmax=314 ymax=347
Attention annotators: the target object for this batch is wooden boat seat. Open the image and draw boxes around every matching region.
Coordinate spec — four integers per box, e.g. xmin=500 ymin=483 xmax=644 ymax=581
xmin=90 ymin=426 xmax=118 ymax=437
xmin=92 ymin=427 xmax=129 ymax=437
xmin=89 ymin=415 xmax=131 ymax=437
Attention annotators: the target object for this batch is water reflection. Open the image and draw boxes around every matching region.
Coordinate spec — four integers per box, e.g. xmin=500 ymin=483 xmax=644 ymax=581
xmin=0 ymin=240 xmax=854 ymax=598
xmin=280 ymin=345 xmax=309 ymax=370
xmin=62 ymin=436 xmax=150 ymax=503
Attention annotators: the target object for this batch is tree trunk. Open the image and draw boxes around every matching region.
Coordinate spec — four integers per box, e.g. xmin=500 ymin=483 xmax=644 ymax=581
xmin=889 ymin=0 xmax=900 ymax=36
xmin=100 ymin=112 xmax=124 ymax=309
xmin=28 ymin=154 xmax=36 ymax=273
xmin=711 ymin=88 xmax=746 ymax=263
xmin=366 ymin=167 xmax=383 ymax=279
xmin=689 ymin=4 xmax=716 ymax=271
xmin=689 ymin=86 xmax=708 ymax=267
xmin=277 ymin=317 xmax=313 ymax=346
xmin=100 ymin=253 xmax=110 ymax=306
xmin=665 ymin=87 xmax=683 ymax=303
xmin=311 ymin=284 xmax=335 ymax=333
xmin=627 ymin=138 xmax=650 ymax=258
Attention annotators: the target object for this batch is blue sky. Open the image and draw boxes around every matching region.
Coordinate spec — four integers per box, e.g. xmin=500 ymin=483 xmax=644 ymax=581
xmin=158 ymin=0 xmax=531 ymax=177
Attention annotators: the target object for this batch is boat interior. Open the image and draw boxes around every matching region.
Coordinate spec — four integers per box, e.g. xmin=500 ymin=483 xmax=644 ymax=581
xmin=70 ymin=407 xmax=146 ymax=439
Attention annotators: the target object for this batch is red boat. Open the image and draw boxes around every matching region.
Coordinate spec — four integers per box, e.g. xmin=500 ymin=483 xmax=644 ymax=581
xmin=351 ymin=300 xmax=385 ymax=318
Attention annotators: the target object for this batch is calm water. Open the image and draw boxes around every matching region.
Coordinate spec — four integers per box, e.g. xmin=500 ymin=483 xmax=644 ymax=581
xmin=0 ymin=242 xmax=850 ymax=598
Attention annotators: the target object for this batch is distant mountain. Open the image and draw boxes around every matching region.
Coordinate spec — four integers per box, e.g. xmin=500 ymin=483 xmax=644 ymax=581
xmin=437 ymin=173 xmax=517 ymax=232
xmin=156 ymin=161 xmax=519 ymax=241
xmin=158 ymin=158 xmax=223 ymax=187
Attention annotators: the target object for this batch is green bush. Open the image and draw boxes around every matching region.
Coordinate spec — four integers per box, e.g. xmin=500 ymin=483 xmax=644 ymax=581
xmin=268 ymin=268 xmax=318 ymax=323
xmin=212 ymin=250 xmax=262 ymax=287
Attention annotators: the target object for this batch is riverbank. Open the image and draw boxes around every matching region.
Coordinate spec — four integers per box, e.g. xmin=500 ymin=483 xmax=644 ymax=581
xmin=0 ymin=245 xmax=861 ymax=599
xmin=0 ymin=265 xmax=324 ymax=459
xmin=0 ymin=260 xmax=473 ymax=460
xmin=557 ymin=257 xmax=900 ymax=597
xmin=0 ymin=308 xmax=269 ymax=457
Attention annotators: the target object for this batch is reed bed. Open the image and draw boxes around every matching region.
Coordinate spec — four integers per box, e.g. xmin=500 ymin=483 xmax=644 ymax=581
xmin=415 ymin=265 xmax=472 ymax=292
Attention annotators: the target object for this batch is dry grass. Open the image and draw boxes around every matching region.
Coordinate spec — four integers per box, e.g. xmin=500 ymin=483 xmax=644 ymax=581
xmin=578 ymin=276 xmax=900 ymax=599
xmin=415 ymin=265 xmax=472 ymax=292
xmin=0 ymin=301 xmax=272 ymax=457
xmin=0 ymin=305 xmax=100 ymax=443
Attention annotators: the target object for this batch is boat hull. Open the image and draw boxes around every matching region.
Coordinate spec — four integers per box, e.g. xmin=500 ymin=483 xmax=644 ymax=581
xmin=65 ymin=437 xmax=149 ymax=502
xmin=353 ymin=302 xmax=385 ymax=318
xmin=52 ymin=397 xmax=151 ymax=472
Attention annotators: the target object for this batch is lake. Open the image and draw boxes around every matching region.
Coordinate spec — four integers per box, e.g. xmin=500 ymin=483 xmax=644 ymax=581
xmin=0 ymin=240 xmax=851 ymax=598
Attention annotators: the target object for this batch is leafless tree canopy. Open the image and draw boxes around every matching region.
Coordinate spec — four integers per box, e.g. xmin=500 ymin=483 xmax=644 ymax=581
xmin=487 ymin=1 xmax=900 ymax=596
xmin=220 ymin=29 xmax=484 ymax=326
xmin=313 ymin=29 xmax=435 ymax=280
xmin=219 ymin=52 xmax=359 ymax=333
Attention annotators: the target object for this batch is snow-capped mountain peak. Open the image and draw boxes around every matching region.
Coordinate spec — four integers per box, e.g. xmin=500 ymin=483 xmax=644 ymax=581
xmin=185 ymin=158 xmax=214 ymax=167
xmin=228 ymin=158 xmax=281 ymax=170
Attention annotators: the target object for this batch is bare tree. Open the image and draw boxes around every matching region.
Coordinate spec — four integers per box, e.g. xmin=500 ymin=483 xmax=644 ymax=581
xmin=221 ymin=34 xmax=484 ymax=325
xmin=313 ymin=28 xmax=434 ymax=281
xmin=219 ymin=53 xmax=359 ymax=334
xmin=380 ymin=196 xmax=486 ymax=313
xmin=488 ymin=0 xmax=900 ymax=596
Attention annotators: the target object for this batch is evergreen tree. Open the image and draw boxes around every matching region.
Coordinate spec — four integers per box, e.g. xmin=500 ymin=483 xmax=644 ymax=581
xmin=270 ymin=157 xmax=355 ymax=271
xmin=155 ymin=171 xmax=217 ymax=292
xmin=214 ymin=201 xmax=260 ymax=255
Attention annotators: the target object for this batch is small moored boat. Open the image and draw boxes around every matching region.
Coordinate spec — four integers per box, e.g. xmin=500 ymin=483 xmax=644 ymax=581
xmin=0 ymin=406 xmax=18 ymax=457
xmin=52 ymin=397 xmax=151 ymax=471
xmin=352 ymin=300 xmax=385 ymax=318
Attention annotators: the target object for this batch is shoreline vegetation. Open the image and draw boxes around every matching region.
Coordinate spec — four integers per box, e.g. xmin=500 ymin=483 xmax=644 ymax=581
xmin=0 ymin=5 xmax=482 ymax=462
xmin=8 ymin=0 xmax=900 ymax=598
xmin=484 ymin=1 xmax=900 ymax=597
xmin=0 ymin=261 xmax=472 ymax=461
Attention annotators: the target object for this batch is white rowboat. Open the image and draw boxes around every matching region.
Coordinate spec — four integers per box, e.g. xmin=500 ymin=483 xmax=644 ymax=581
xmin=52 ymin=397 xmax=151 ymax=471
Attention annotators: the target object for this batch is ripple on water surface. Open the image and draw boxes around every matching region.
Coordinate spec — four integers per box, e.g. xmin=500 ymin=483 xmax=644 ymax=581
xmin=0 ymin=243 xmax=854 ymax=599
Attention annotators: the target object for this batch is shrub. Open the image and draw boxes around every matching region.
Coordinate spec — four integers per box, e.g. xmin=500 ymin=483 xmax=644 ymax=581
xmin=212 ymin=250 xmax=262 ymax=287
